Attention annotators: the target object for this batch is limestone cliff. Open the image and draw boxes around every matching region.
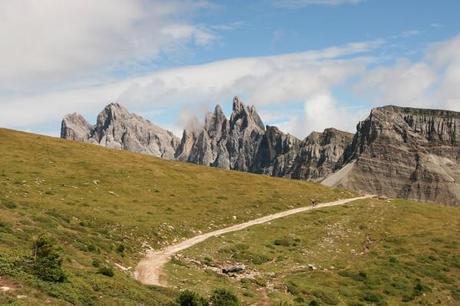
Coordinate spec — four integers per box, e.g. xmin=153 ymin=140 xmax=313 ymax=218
xmin=323 ymin=105 xmax=460 ymax=205
xmin=61 ymin=103 xmax=179 ymax=159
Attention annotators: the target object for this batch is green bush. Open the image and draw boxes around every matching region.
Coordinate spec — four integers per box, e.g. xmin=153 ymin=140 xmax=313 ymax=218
xmin=4 ymin=201 xmax=17 ymax=209
xmin=0 ymin=221 xmax=12 ymax=233
xmin=97 ymin=265 xmax=114 ymax=277
xmin=313 ymin=290 xmax=339 ymax=305
xmin=286 ymin=281 xmax=300 ymax=296
xmin=30 ymin=235 xmax=66 ymax=282
xmin=177 ymin=290 xmax=209 ymax=306
xmin=273 ymin=236 xmax=300 ymax=247
xmin=210 ymin=289 xmax=240 ymax=306
xmin=414 ymin=279 xmax=430 ymax=295
xmin=116 ymin=244 xmax=125 ymax=254
xmin=87 ymin=244 xmax=98 ymax=252
xmin=362 ymin=291 xmax=386 ymax=305
xmin=91 ymin=258 xmax=101 ymax=268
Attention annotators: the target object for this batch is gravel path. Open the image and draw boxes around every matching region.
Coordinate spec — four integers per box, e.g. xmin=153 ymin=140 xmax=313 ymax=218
xmin=134 ymin=195 xmax=374 ymax=286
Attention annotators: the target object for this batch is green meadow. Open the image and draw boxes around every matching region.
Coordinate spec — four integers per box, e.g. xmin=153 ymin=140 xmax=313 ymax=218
xmin=0 ymin=128 xmax=458 ymax=305
xmin=167 ymin=198 xmax=460 ymax=305
xmin=0 ymin=128 xmax=352 ymax=305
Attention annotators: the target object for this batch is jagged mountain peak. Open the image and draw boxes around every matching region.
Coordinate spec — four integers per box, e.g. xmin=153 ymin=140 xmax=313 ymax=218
xmin=61 ymin=112 xmax=93 ymax=141
xmin=231 ymin=96 xmax=244 ymax=113
xmin=178 ymin=97 xmax=351 ymax=178
xmin=96 ymin=102 xmax=132 ymax=123
xmin=61 ymin=99 xmax=460 ymax=206
xmin=229 ymin=96 xmax=265 ymax=131
xmin=100 ymin=102 xmax=130 ymax=117
xmin=204 ymin=104 xmax=227 ymax=130
xmin=61 ymin=103 xmax=179 ymax=159
xmin=105 ymin=102 xmax=125 ymax=110
xmin=214 ymin=104 xmax=225 ymax=115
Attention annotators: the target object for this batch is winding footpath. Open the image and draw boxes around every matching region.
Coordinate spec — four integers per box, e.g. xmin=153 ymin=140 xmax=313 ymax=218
xmin=134 ymin=195 xmax=374 ymax=287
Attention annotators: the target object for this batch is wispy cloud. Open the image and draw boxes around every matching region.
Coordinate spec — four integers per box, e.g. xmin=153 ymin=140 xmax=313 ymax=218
xmin=0 ymin=0 xmax=215 ymax=93
xmin=388 ymin=30 xmax=422 ymax=40
xmin=356 ymin=35 xmax=460 ymax=111
xmin=273 ymin=0 xmax=364 ymax=8
xmin=0 ymin=40 xmax=380 ymax=136
xmin=210 ymin=21 xmax=247 ymax=32
xmin=2 ymin=24 xmax=460 ymax=139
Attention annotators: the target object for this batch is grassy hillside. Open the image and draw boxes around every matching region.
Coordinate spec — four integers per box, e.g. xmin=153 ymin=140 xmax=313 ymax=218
xmin=0 ymin=128 xmax=353 ymax=305
xmin=167 ymin=198 xmax=460 ymax=305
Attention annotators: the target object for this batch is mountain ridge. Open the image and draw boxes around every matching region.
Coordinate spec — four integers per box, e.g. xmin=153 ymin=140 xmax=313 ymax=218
xmin=61 ymin=103 xmax=179 ymax=159
xmin=60 ymin=98 xmax=460 ymax=205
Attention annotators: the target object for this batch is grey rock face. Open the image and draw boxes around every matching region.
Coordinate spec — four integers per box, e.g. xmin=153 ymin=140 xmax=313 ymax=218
xmin=325 ymin=105 xmax=460 ymax=205
xmin=62 ymin=99 xmax=460 ymax=205
xmin=177 ymin=96 xmax=352 ymax=181
xmin=228 ymin=97 xmax=266 ymax=171
xmin=253 ymin=125 xmax=302 ymax=177
xmin=254 ymin=127 xmax=353 ymax=180
xmin=177 ymin=97 xmax=266 ymax=171
xmin=289 ymin=128 xmax=353 ymax=180
xmin=61 ymin=103 xmax=179 ymax=159
xmin=60 ymin=113 xmax=93 ymax=142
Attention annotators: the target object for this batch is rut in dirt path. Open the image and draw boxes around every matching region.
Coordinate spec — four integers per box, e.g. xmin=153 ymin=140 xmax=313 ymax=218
xmin=133 ymin=195 xmax=374 ymax=287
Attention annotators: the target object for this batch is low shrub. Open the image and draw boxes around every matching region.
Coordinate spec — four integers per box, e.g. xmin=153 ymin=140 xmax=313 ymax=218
xmin=30 ymin=235 xmax=66 ymax=282
xmin=313 ymin=290 xmax=339 ymax=305
xmin=177 ymin=290 xmax=208 ymax=306
xmin=362 ymin=291 xmax=386 ymax=305
xmin=273 ymin=236 xmax=300 ymax=247
xmin=116 ymin=244 xmax=125 ymax=254
xmin=210 ymin=289 xmax=240 ymax=306
xmin=91 ymin=258 xmax=101 ymax=268
xmin=97 ymin=265 xmax=114 ymax=277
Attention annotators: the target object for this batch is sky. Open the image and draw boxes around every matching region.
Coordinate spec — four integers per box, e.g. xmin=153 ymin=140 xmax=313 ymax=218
xmin=1 ymin=0 xmax=460 ymax=138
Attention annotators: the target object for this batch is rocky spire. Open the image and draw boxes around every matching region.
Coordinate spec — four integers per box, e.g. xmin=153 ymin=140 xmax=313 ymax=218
xmin=60 ymin=113 xmax=94 ymax=142
xmin=61 ymin=103 xmax=179 ymax=159
xmin=230 ymin=96 xmax=265 ymax=132
xmin=204 ymin=104 xmax=228 ymax=137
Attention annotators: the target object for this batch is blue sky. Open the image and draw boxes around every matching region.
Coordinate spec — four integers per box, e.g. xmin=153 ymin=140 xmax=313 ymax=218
xmin=181 ymin=0 xmax=459 ymax=64
xmin=1 ymin=0 xmax=459 ymax=138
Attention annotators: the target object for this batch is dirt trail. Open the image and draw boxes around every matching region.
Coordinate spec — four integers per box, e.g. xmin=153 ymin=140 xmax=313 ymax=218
xmin=134 ymin=195 xmax=374 ymax=287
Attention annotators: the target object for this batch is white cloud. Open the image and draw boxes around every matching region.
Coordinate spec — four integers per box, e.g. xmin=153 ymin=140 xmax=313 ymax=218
xmin=0 ymin=0 xmax=213 ymax=92
xmin=0 ymin=40 xmax=378 ymax=136
xmin=303 ymin=93 xmax=355 ymax=133
xmin=275 ymin=93 xmax=368 ymax=138
xmin=273 ymin=0 xmax=364 ymax=8
xmin=115 ymin=40 xmax=378 ymax=107
xmin=356 ymin=60 xmax=436 ymax=107
xmin=356 ymin=35 xmax=460 ymax=111
xmin=428 ymin=36 xmax=460 ymax=110
xmin=2 ymin=34 xmax=460 ymax=139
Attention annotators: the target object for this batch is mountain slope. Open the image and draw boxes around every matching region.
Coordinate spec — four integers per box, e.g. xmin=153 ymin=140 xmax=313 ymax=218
xmin=1 ymin=128 xmax=458 ymax=305
xmin=0 ymin=128 xmax=350 ymax=305
xmin=167 ymin=197 xmax=460 ymax=305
